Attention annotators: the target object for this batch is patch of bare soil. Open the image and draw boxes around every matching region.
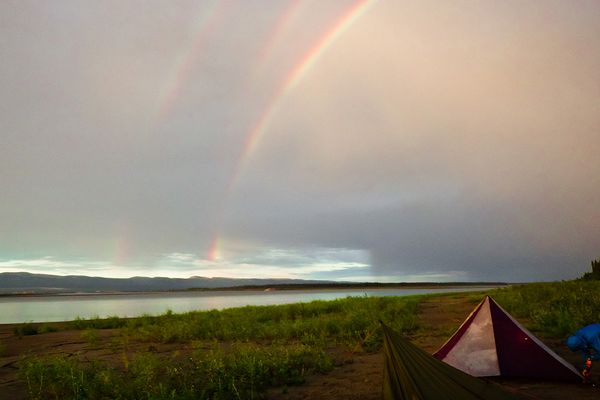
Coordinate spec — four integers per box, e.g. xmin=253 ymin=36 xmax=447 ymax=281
xmin=1 ymin=295 xmax=598 ymax=399
xmin=266 ymin=351 xmax=382 ymax=400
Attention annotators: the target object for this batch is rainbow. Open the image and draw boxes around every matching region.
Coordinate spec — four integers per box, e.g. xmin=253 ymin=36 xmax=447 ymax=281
xmin=156 ymin=1 xmax=226 ymax=122
xmin=207 ymin=0 xmax=378 ymax=261
xmin=253 ymin=0 xmax=305 ymax=77
xmin=207 ymin=235 xmax=220 ymax=262
xmin=237 ymin=0 xmax=377 ymax=181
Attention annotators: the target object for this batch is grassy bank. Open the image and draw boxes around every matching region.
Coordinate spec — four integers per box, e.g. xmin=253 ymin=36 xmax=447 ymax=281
xmin=490 ymin=280 xmax=600 ymax=337
xmin=13 ymin=280 xmax=600 ymax=399
xmin=20 ymin=343 xmax=331 ymax=400
xmin=17 ymin=295 xmax=422 ymax=400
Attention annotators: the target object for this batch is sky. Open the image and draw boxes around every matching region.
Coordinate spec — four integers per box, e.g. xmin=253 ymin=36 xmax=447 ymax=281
xmin=1 ymin=0 xmax=599 ymax=282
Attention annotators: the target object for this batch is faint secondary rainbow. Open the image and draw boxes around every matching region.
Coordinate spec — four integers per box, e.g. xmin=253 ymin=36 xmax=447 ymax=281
xmin=207 ymin=0 xmax=378 ymax=261
xmin=156 ymin=1 xmax=226 ymax=122
xmin=253 ymin=0 xmax=304 ymax=78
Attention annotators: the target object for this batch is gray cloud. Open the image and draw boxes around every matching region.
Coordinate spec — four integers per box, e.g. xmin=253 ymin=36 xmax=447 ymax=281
xmin=1 ymin=1 xmax=598 ymax=281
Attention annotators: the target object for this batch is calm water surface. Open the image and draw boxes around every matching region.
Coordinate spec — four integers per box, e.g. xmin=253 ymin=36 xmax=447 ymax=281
xmin=0 ymin=287 xmax=493 ymax=324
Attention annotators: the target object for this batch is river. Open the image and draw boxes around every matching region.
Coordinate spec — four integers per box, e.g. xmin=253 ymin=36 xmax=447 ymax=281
xmin=0 ymin=286 xmax=495 ymax=324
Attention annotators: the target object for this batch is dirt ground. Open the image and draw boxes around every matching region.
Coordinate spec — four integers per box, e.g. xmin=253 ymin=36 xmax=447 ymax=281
xmin=1 ymin=295 xmax=598 ymax=399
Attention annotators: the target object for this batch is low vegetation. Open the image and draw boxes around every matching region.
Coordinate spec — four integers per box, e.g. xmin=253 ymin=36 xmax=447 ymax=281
xmin=492 ymin=280 xmax=600 ymax=337
xmin=13 ymin=322 xmax=40 ymax=338
xmin=18 ymin=295 xmax=421 ymax=399
xmin=14 ymin=280 xmax=599 ymax=399
xmin=13 ymin=322 xmax=60 ymax=338
xmin=122 ymin=295 xmax=421 ymax=349
xmin=20 ymin=343 xmax=331 ymax=400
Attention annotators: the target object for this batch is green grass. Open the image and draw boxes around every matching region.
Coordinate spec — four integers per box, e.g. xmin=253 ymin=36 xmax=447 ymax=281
xmin=39 ymin=324 xmax=60 ymax=334
xmin=18 ymin=295 xmax=420 ymax=399
xmin=70 ymin=315 xmax=128 ymax=330
xmin=20 ymin=341 xmax=332 ymax=400
xmin=80 ymin=329 xmax=101 ymax=348
xmin=490 ymin=281 xmax=600 ymax=337
xmin=17 ymin=281 xmax=599 ymax=399
xmin=122 ymin=295 xmax=421 ymax=350
xmin=13 ymin=322 xmax=39 ymax=338
xmin=13 ymin=322 xmax=61 ymax=338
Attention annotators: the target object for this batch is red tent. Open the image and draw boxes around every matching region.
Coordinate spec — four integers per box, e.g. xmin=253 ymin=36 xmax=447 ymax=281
xmin=434 ymin=296 xmax=581 ymax=382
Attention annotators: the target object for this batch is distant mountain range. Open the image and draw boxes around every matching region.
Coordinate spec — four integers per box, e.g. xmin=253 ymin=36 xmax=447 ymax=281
xmin=0 ymin=272 xmax=507 ymax=295
xmin=0 ymin=272 xmax=329 ymax=294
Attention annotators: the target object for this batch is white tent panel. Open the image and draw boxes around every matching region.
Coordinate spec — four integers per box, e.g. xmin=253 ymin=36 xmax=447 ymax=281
xmin=440 ymin=298 xmax=500 ymax=376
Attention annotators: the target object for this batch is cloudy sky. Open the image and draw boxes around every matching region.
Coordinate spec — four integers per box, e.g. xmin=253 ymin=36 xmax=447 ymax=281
xmin=1 ymin=0 xmax=599 ymax=282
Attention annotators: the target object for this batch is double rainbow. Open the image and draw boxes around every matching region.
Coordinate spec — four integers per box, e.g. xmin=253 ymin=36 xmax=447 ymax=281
xmin=155 ymin=0 xmax=379 ymax=261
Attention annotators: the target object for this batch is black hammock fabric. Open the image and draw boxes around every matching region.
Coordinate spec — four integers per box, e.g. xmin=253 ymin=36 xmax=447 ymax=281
xmin=381 ymin=323 xmax=519 ymax=400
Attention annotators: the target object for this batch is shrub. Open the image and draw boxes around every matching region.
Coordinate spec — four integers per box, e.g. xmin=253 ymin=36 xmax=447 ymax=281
xmin=13 ymin=322 xmax=38 ymax=338
xmin=81 ymin=329 xmax=100 ymax=348
xmin=38 ymin=324 xmax=59 ymax=334
xmin=70 ymin=315 xmax=126 ymax=330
